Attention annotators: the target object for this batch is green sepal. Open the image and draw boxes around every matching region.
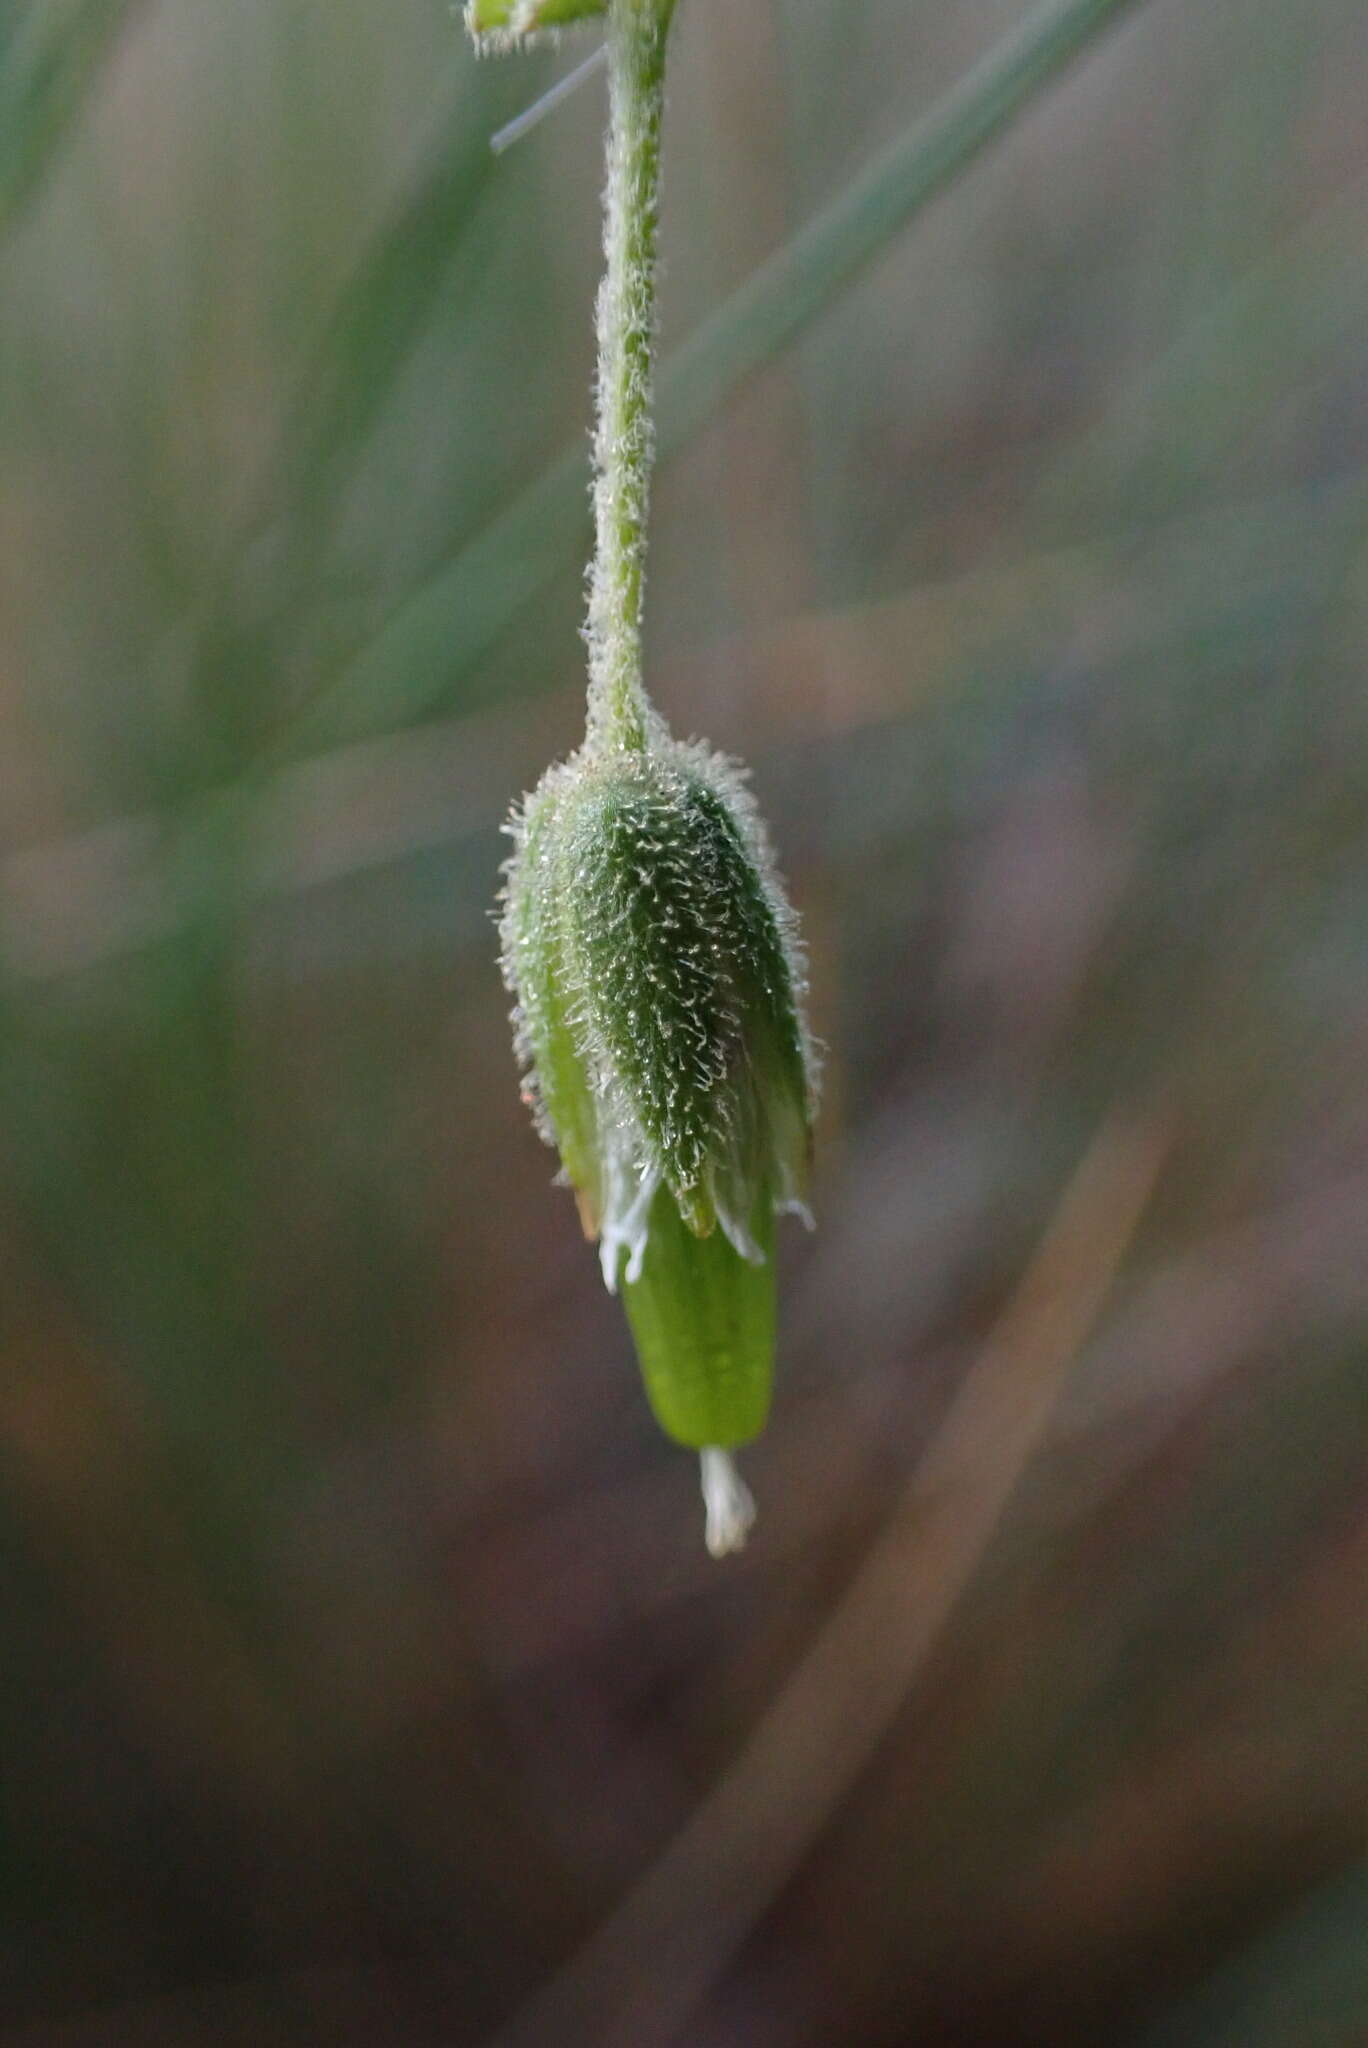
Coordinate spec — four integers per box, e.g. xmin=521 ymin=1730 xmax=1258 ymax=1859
xmin=620 ymin=1183 xmax=776 ymax=1450
xmin=502 ymin=770 xmax=602 ymax=1229
xmin=567 ymin=748 xmax=811 ymax=1249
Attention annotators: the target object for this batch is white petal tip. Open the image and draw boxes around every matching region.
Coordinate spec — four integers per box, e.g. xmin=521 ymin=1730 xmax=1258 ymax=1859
xmin=712 ymin=1196 xmax=766 ymax=1266
xmin=700 ymin=1449 xmax=756 ymax=1559
xmin=599 ymin=1158 xmax=659 ymax=1295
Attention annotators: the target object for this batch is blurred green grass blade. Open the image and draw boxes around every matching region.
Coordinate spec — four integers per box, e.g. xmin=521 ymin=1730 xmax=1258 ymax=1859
xmin=178 ymin=106 xmax=501 ymax=772
xmin=285 ymin=0 xmax=1149 ymax=751
xmin=251 ymin=115 xmax=498 ymax=541
xmin=655 ymin=0 xmax=1143 ymax=451
xmin=1036 ymin=168 xmax=1368 ymax=530
xmin=0 ymin=0 xmax=147 ymax=236
xmin=0 ymin=1022 xmax=264 ymax=1441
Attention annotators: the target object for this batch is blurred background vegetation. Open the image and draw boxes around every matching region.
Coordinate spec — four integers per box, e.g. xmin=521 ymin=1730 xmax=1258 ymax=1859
xmin=0 ymin=0 xmax=1366 ymax=2041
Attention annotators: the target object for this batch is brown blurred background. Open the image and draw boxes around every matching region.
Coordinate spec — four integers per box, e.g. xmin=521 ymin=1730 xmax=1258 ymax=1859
xmin=0 ymin=0 xmax=1366 ymax=2041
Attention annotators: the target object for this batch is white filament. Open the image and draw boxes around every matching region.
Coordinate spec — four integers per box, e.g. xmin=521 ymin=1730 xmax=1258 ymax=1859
xmin=700 ymin=1449 xmax=756 ymax=1559
xmin=597 ymin=1154 xmax=659 ymax=1293
xmin=490 ymin=42 xmax=606 ymax=155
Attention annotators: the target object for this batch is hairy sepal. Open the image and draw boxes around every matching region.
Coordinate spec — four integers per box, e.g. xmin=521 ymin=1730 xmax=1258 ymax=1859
xmin=500 ymin=736 xmax=815 ymax=1318
xmin=565 ymin=743 xmax=812 ymax=1253
xmin=500 ymin=768 xmax=602 ymax=1230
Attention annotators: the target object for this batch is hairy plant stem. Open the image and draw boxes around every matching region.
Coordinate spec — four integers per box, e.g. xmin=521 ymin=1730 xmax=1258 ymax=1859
xmin=584 ymin=0 xmax=675 ymax=754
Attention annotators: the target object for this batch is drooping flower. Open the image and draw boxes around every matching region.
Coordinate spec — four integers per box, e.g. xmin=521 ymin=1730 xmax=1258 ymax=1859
xmin=501 ymin=731 xmax=816 ymax=1551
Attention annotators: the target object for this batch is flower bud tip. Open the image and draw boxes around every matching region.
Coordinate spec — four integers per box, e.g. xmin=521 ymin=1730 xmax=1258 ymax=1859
xmin=700 ymin=1448 xmax=756 ymax=1559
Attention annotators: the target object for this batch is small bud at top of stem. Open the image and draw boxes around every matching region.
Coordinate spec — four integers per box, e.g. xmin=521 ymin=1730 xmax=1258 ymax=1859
xmin=465 ymin=0 xmax=605 ymax=54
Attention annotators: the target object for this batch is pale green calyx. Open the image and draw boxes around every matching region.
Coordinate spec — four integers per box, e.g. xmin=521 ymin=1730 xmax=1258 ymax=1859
xmin=501 ymin=737 xmax=815 ymax=1286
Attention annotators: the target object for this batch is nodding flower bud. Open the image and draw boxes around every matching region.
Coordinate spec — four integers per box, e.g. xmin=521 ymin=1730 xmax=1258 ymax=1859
xmin=465 ymin=0 xmax=605 ymax=51
xmin=501 ymin=732 xmax=817 ymax=1503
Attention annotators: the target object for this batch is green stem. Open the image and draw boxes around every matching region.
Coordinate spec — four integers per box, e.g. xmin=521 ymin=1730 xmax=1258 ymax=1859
xmin=584 ymin=0 xmax=674 ymax=753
